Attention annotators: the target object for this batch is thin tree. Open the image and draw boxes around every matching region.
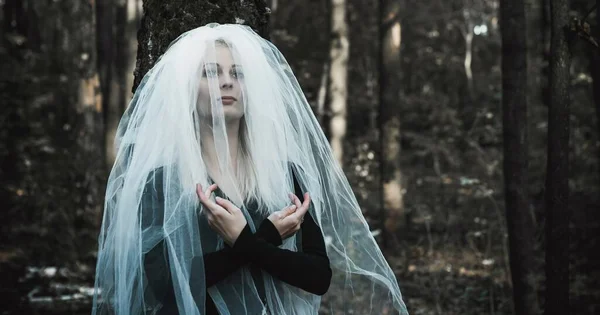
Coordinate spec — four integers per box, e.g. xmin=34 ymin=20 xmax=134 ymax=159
xmin=133 ymin=0 xmax=270 ymax=91
xmin=379 ymin=0 xmax=405 ymax=248
xmin=500 ymin=0 xmax=540 ymax=314
xmin=103 ymin=0 xmax=141 ymax=168
xmin=96 ymin=0 xmax=117 ymax=168
xmin=526 ymin=0 xmax=547 ymax=126
xmin=545 ymin=0 xmax=571 ymax=313
xmin=327 ymin=0 xmax=349 ymax=165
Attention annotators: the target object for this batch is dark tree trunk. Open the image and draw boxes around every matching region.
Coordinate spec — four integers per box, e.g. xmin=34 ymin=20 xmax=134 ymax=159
xmin=545 ymin=0 xmax=571 ymax=314
xmin=592 ymin=2 xmax=600 ymax=183
xmin=379 ymin=0 xmax=405 ymax=249
xmin=527 ymin=0 xmax=546 ymax=126
xmin=500 ymin=0 xmax=540 ymax=314
xmin=133 ymin=0 xmax=270 ymax=91
xmin=27 ymin=0 xmax=104 ymax=261
xmin=3 ymin=0 xmax=26 ymax=35
xmin=96 ymin=0 xmax=115 ymax=170
xmin=103 ymin=0 xmax=139 ymax=168
xmin=96 ymin=0 xmax=114 ymax=104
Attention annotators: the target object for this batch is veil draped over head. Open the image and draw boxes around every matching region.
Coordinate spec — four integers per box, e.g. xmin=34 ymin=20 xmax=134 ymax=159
xmin=92 ymin=23 xmax=409 ymax=315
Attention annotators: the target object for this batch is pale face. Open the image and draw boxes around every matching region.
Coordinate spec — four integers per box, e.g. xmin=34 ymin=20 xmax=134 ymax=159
xmin=197 ymin=44 xmax=245 ymax=121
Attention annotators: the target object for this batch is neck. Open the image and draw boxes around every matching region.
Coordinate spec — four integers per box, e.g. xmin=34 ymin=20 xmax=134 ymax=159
xmin=200 ymin=118 xmax=241 ymax=177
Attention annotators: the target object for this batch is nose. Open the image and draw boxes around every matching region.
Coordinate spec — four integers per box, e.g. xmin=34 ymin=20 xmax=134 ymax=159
xmin=220 ymin=73 xmax=233 ymax=90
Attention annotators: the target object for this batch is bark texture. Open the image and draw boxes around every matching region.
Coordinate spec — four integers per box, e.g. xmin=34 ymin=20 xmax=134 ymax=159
xmin=133 ymin=0 xmax=270 ymax=91
xmin=545 ymin=0 xmax=571 ymax=313
xmin=379 ymin=0 xmax=405 ymax=248
xmin=500 ymin=0 xmax=540 ymax=314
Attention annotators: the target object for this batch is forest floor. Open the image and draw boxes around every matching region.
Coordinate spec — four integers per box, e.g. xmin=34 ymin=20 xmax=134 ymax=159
xmin=1 ymin=233 xmax=515 ymax=315
xmin=2 ymin=225 xmax=598 ymax=315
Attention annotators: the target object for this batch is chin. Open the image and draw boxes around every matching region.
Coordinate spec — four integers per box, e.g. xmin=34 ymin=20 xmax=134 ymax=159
xmin=223 ymin=105 xmax=244 ymax=120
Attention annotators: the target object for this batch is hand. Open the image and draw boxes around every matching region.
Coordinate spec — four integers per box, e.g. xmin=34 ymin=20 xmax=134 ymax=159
xmin=267 ymin=192 xmax=311 ymax=240
xmin=196 ymin=183 xmax=247 ymax=246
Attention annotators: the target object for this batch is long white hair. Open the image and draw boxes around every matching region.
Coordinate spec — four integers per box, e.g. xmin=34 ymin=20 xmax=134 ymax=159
xmin=92 ymin=23 xmax=409 ymax=315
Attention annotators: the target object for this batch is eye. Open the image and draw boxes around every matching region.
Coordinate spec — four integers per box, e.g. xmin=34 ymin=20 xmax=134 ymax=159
xmin=231 ymin=69 xmax=244 ymax=79
xmin=202 ymin=66 xmax=219 ymax=78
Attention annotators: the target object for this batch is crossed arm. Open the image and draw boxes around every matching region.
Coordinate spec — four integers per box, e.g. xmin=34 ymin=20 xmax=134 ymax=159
xmin=142 ymin=172 xmax=332 ymax=308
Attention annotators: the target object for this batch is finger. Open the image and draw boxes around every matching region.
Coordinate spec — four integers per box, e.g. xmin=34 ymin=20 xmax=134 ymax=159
xmin=197 ymin=183 xmax=206 ymax=196
xmin=289 ymin=193 xmax=302 ymax=208
xmin=302 ymin=193 xmax=310 ymax=208
xmin=199 ymin=185 xmax=218 ymax=208
xmin=215 ymin=196 xmax=235 ymax=214
xmin=207 ymin=203 xmax=229 ymax=217
xmin=288 ymin=192 xmax=299 ymax=205
xmin=205 ymin=184 xmax=218 ymax=199
xmin=294 ymin=193 xmax=311 ymax=217
xmin=197 ymin=185 xmax=224 ymax=214
xmin=283 ymin=205 xmax=297 ymax=217
xmin=200 ymin=200 xmax=218 ymax=214
xmin=197 ymin=184 xmax=208 ymax=201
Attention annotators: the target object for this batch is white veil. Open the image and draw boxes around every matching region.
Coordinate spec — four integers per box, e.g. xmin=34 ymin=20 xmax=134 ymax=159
xmin=92 ymin=23 xmax=409 ymax=315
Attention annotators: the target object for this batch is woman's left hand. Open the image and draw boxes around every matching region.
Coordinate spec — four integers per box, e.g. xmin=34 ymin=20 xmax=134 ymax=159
xmin=196 ymin=183 xmax=247 ymax=246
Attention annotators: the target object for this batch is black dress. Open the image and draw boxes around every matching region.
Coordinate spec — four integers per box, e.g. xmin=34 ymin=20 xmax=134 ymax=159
xmin=142 ymin=170 xmax=332 ymax=314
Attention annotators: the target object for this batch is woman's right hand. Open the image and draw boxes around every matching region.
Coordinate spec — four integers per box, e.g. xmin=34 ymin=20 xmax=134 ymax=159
xmin=267 ymin=192 xmax=311 ymax=240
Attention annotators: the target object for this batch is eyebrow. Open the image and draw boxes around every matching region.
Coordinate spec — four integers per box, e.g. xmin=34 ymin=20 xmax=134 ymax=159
xmin=204 ymin=63 xmax=242 ymax=69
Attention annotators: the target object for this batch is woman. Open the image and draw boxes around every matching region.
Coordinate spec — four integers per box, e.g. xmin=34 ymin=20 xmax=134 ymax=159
xmin=92 ymin=23 xmax=409 ymax=315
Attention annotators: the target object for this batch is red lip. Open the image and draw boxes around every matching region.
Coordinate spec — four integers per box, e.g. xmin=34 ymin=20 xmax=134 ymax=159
xmin=220 ymin=96 xmax=237 ymax=105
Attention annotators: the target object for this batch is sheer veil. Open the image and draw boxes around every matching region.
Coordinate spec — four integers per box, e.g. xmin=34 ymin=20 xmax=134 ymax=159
xmin=92 ymin=23 xmax=409 ymax=315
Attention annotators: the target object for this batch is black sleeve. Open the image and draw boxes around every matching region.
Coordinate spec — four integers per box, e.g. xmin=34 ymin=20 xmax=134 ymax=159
xmin=145 ymin=218 xmax=283 ymax=293
xmin=231 ymin=211 xmax=331 ymax=295
xmin=230 ymin=173 xmax=332 ymax=295
xmin=142 ymin=168 xmax=283 ymax=298
xmin=195 ymin=219 xmax=282 ymax=287
xmin=143 ymin=220 xmax=283 ymax=315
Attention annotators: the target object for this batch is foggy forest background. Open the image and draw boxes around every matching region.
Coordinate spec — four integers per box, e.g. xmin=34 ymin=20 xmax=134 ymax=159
xmin=0 ymin=0 xmax=599 ymax=314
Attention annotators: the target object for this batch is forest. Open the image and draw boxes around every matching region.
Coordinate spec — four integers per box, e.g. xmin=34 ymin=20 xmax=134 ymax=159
xmin=0 ymin=0 xmax=598 ymax=314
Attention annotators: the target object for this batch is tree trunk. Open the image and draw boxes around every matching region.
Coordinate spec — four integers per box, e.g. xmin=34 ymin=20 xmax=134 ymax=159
xmin=463 ymin=6 xmax=474 ymax=100
xmin=3 ymin=0 xmax=26 ymax=35
xmin=458 ymin=1 xmax=476 ymax=131
xmin=545 ymin=0 xmax=571 ymax=314
xmin=103 ymin=0 xmax=140 ymax=168
xmin=28 ymin=0 xmax=104 ymax=260
xmin=268 ymin=0 xmax=278 ymax=30
xmin=379 ymin=0 xmax=405 ymax=248
xmin=500 ymin=1 xmax=540 ymax=314
xmin=592 ymin=2 xmax=600 ymax=184
xmin=327 ymin=0 xmax=349 ymax=165
xmin=526 ymin=0 xmax=546 ymax=137
xmin=317 ymin=61 xmax=330 ymax=127
xmin=96 ymin=0 xmax=117 ymax=170
xmin=69 ymin=1 xmax=105 ymax=246
xmin=133 ymin=0 xmax=270 ymax=91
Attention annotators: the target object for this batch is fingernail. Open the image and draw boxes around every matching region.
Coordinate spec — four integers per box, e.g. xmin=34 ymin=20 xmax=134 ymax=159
xmin=290 ymin=205 xmax=297 ymax=210
xmin=215 ymin=196 xmax=222 ymax=202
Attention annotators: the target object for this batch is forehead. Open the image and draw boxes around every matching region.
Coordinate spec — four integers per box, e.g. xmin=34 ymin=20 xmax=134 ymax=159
xmin=203 ymin=43 xmax=237 ymax=66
